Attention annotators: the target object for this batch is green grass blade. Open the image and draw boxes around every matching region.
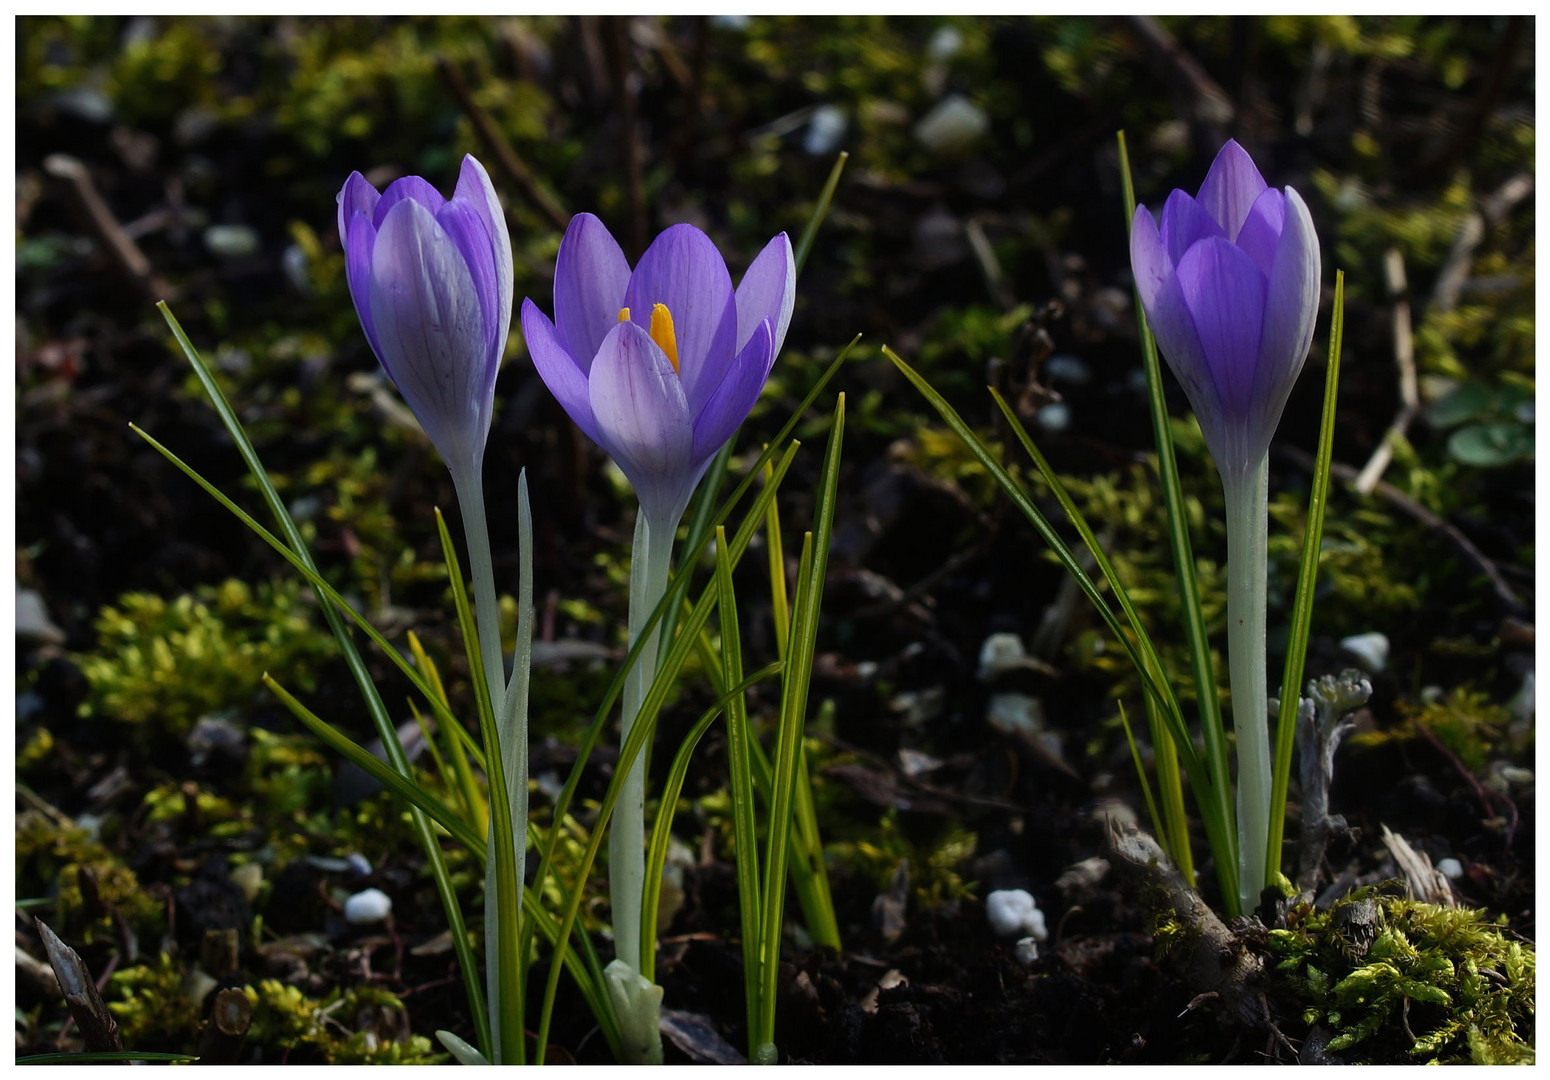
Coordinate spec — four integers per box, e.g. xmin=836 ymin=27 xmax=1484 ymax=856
xmin=1266 ymin=271 xmax=1345 ymax=884
xmin=640 ymin=655 xmax=786 ymax=986
xmin=18 ymin=1052 xmax=200 ymax=1064
xmin=263 ymin=675 xmax=483 ymax=852
xmin=756 ymin=393 xmax=845 ymax=1050
xmin=712 ymin=524 xmax=765 ymax=1044
xmin=889 ymin=346 xmax=1240 ymax=908
xmin=435 ymin=509 xmax=524 ymax=1064
xmin=533 ymin=659 xmax=782 ymax=1060
xmin=1117 ymin=131 xmax=1236 ymax=879
xmin=531 ymin=440 xmax=808 ymax=1059
xmin=154 ymin=304 xmax=491 ymax=1055
xmin=794 ymin=151 xmax=849 ymax=274
xmin=1116 ymin=701 xmax=1166 ymax=846
xmin=407 ymin=632 xmax=487 ymax=839
xmin=989 ymin=387 xmax=1196 ymax=879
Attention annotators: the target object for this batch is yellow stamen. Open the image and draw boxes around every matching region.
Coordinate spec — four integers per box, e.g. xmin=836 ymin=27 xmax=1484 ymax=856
xmin=649 ymin=303 xmax=680 ymax=375
xmin=617 ymin=307 xmax=631 ymax=323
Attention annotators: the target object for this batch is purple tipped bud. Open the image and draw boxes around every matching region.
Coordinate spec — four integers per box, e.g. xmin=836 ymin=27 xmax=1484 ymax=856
xmin=1130 ymin=140 xmax=1321 ymax=476
xmin=337 ymin=155 xmax=513 ymax=474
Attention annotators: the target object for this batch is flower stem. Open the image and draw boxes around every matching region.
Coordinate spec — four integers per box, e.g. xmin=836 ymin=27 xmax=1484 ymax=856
xmin=451 ymin=461 xmax=524 ymax=1061
xmin=610 ymin=508 xmax=676 ymax=975
xmin=1222 ymin=455 xmax=1271 ymax=914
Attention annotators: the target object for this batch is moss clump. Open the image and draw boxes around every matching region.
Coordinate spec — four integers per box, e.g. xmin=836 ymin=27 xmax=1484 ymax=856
xmin=16 ymin=811 xmax=164 ymax=944
xmin=246 ymin=980 xmax=444 ymax=1064
xmin=1269 ymin=888 xmax=1535 ymax=1064
xmin=76 ymin=578 xmax=335 ymax=736
xmin=106 ymin=954 xmax=201 ymax=1049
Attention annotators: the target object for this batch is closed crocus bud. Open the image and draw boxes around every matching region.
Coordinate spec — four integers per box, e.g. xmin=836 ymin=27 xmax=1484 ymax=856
xmin=522 ymin=214 xmax=794 ymax=527
xmin=1130 ymin=139 xmax=1320 ymax=479
xmin=337 ymin=155 xmax=513 ymax=476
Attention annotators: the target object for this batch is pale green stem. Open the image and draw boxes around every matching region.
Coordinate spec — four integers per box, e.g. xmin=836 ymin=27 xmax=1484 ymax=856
xmin=450 ymin=460 xmax=520 ymax=1062
xmin=1222 ymin=455 xmax=1271 ymax=913
xmin=609 ymin=509 xmax=675 ymax=975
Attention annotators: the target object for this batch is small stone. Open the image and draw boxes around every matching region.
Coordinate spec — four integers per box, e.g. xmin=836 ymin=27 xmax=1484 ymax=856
xmin=1034 ymin=402 xmax=1071 ymax=432
xmin=804 ymin=104 xmax=847 ymax=157
xmin=1436 ymin=857 xmax=1465 ymax=880
xmin=914 ymin=94 xmax=989 ymax=153
xmin=985 ymin=888 xmax=1047 ymax=940
xmin=987 ymin=693 xmax=1045 ymax=738
xmin=16 ymin=590 xmax=65 ymax=646
xmin=1043 ymin=354 xmax=1091 ymax=386
xmin=204 ymin=224 xmax=260 ymax=260
xmin=1013 ymin=936 xmax=1041 ymax=966
xmin=343 ymin=888 xmax=392 ymax=925
xmin=230 ymin=862 xmax=264 ymax=903
xmin=977 ymin=632 xmax=1027 ymax=680
xmin=1339 ymin=632 xmax=1389 ymax=673
xmin=346 ymin=853 xmax=373 ymax=878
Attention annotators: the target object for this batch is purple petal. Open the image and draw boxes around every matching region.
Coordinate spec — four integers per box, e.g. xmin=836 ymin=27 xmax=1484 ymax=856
xmin=1130 ymin=207 xmax=1219 ymax=429
xmin=342 ymin=210 xmax=381 ymax=357
xmin=555 ymin=213 xmax=632 ymax=376
xmin=437 ymin=200 xmax=503 ymax=371
xmin=1235 ymin=187 xmax=1286 ymax=280
xmin=1158 ymin=190 xmax=1225 ymax=267
xmin=623 ymin=223 xmax=737 ymax=416
xmin=587 ymin=320 xmax=696 ymax=524
xmin=372 ymin=175 xmax=447 ymax=228
xmin=452 ymin=155 xmax=514 ymax=365
xmin=337 ymin=171 xmax=381 ymax=249
xmin=1250 ymin=185 xmax=1320 ymax=452
xmin=367 ymin=197 xmax=490 ymax=469
xmin=522 ymin=298 xmax=599 ymax=444
xmin=1175 ymin=236 xmax=1268 ymax=463
xmin=693 ymin=317 xmax=774 ymax=460
xmin=1195 ymin=139 xmax=1268 ymax=241
xmin=734 ymin=233 xmax=795 ymax=358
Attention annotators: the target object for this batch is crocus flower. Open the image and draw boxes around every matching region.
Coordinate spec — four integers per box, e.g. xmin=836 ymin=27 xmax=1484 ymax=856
xmin=337 ymin=155 xmax=513 ymax=477
xmin=522 ymin=215 xmax=794 ymax=526
xmin=1129 ymin=139 xmax=1320 ymax=478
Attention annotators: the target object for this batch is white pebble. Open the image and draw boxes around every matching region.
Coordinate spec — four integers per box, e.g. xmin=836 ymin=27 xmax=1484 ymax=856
xmin=804 ymin=104 xmax=847 ymax=157
xmin=1013 ymin=936 xmax=1041 ymax=966
xmin=914 ymin=94 xmax=989 ymax=153
xmin=1436 ymin=858 xmax=1465 ymax=880
xmin=978 ymin=632 xmax=1028 ymax=680
xmin=985 ymin=888 xmax=1048 ymax=940
xmin=344 ymin=888 xmax=392 ymax=925
xmin=987 ymin=693 xmax=1044 ymax=738
xmin=1340 ymin=632 xmax=1390 ymax=673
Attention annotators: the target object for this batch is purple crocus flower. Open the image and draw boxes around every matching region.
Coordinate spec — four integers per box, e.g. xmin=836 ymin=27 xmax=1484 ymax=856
xmin=521 ymin=214 xmax=794 ymax=526
xmin=337 ymin=155 xmax=513 ymax=477
xmin=1130 ymin=140 xmax=1320 ymax=478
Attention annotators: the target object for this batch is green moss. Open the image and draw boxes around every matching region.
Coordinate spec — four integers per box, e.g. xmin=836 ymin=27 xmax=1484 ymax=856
xmin=247 ymin=980 xmax=445 ymax=1064
xmin=107 ymin=954 xmax=201 ymax=1049
xmin=1270 ymin=889 xmax=1535 ymax=1064
xmin=16 ymin=811 xmax=163 ymax=944
xmin=828 ymin=810 xmax=978 ymax=908
xmin=76 ymin=578 xmax=335 ymax=736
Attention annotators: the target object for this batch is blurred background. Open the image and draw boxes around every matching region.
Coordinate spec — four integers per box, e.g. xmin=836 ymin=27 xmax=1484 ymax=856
xmin=15 ymin=15 xmax=1535 ymax=1063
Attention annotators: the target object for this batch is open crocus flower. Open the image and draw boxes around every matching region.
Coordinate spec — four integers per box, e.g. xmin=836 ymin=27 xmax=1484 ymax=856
xmin=1129 ymin=139 xmax=1320 ymax=479
xmin=522 ymin=215 xmax=794 ymax=526
xmin=337 ymin=155 xmax=513 ymax=477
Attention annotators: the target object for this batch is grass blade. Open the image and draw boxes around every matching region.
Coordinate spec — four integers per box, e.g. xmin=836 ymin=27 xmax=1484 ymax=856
xmin=794 ymin=151 xmax=849 ymax=274
xmin=756 ymin=393 xmax=845 ymax=1052
xmin=712 ymin=524 xmax=765 ymax=1044
xmin=1266 ymin=271 xmax=1345 ymax=883
xmin=154 ymin=303 xmax=491 ymax=1055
